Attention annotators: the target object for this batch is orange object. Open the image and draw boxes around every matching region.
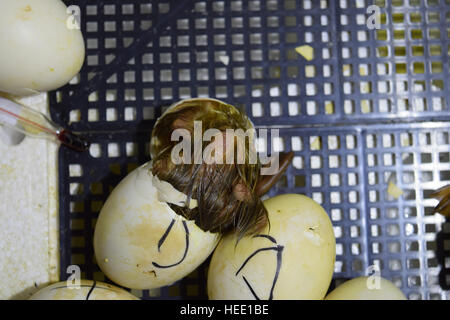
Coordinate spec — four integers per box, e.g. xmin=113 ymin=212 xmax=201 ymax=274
xmin=431 ymin=185 xmax=450 ymax=217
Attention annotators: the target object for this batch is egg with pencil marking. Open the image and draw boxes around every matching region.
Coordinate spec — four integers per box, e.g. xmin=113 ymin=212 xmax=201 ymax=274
xmin=94 ymin=161 xmax=220 ymax=290
xmin=207 ymin=194 xmax=336 ymax=300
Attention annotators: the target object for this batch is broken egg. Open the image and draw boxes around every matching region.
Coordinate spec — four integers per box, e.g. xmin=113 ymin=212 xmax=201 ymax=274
xmin=150 ymin=97 xmax=256 ymax=160
xmin=29 ymin=280 xmax=139 ymax=300
xmin=207 ymin=194 xmax=336 ymax=300
xmin=94 ymin=162 xmax=220 ymax=290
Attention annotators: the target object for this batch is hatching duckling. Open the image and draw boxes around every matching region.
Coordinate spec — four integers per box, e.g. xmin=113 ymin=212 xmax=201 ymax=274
xmin=150 ymin=98 xmax=293 ymax=239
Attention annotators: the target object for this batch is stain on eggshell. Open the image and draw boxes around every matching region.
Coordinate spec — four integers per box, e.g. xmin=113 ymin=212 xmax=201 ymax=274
xmin=124 ymin=216 xmax=187 ymax=266
xmin=94 ymin=162 xmax=219 ymax=289
xmin=17 ymin=5 xmax=33 ymax=20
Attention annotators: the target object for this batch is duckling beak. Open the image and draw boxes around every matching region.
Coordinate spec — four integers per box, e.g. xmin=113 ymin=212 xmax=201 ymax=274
xmin=431 ymin=185 xmax=450 ymax=217
xmin=255 ymin=151 xmax=294 ymax=197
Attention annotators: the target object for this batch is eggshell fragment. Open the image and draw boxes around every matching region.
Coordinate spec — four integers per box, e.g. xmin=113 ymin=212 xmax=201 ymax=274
xmin=388 ymin=181 xmax=404 ymax=199
xmin=295 ymin=45 xmax=314 ymax=61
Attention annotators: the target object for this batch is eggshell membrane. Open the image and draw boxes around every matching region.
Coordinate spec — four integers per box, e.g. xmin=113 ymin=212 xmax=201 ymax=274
xmin=325 ymin=277 xmax=407 ymax=300
xmin=207 ymin=194 xmax=336 ymax=300
xmin=0 ymin=0 xmax=85 ymax=95
xmin=94 ymin=162 xmax=220 ymax=290
xmin=29 ymin=280 xmax=139 ymax=300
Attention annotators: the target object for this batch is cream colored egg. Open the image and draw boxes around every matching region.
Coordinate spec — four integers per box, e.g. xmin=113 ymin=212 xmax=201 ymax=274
xmin=207 ymin=194 xmax=336 ymax=300
xmin=0 ymin=0 xmax=85 ymax=96
xmin=29 ymin=280 xmax=139 ymax=300
xmin=94 ymin=161 xmax=220 ymax=290
xmin=325 ymin=277 xmax=407 ymax=300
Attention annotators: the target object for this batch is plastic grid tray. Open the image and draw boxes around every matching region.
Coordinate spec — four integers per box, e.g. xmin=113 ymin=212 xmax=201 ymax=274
xmin=50 ymin=0 xmax=450 ymax=300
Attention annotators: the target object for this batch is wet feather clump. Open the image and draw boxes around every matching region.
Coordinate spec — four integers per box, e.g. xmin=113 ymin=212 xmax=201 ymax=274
xmin=151 ymin=100 xmax=269 ymax=239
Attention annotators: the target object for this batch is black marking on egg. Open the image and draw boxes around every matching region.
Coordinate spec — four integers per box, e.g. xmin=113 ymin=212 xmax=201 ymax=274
xmin=85 ymin=281 xmax=97 ymax=300
xmin=235 ymin=235 xmax=284 ymax=300
xmin=157 ymin=219 xmax=176 ymax=253
xmin=152 ymin=220 xmax=190 ymax=269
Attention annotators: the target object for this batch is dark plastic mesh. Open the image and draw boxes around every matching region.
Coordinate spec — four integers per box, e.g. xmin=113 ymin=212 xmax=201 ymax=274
xmin=51 ymin=0 xmax=450 ymax=300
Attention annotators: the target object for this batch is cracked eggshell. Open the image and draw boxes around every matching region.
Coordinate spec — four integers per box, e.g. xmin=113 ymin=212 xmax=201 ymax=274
xmin=94 ymin=161 xmax=220 ymax=290
xmin=150 ymin=97 xmax=256 ymax=159
xmin=0 ymin=0 xmax=85 ymax=96
xmin=207 ymin=194 xmax=336 ymax=300
xmin=324 ymin=277 xmax=407 ymax=300
xmin=29 ymin=280 xmax=139 ymax=300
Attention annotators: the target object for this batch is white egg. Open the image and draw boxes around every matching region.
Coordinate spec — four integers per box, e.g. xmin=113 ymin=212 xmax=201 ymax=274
xmin=207 ymin=194 xmax=336 ymax=300
xmin=29 ymin=280 xmax=139 ymax=300
xmin=324 ymin=277 xmax=407 ymax=300
xmin=94 ymin=161 xmax=220 ymax=290
xmin=0 ymin=0 xmax=85 ymax=96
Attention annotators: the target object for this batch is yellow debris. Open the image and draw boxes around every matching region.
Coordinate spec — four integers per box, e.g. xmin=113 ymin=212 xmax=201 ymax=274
xmin=361 ymin=100 xmax=370 ymax=113
xmin=295 ymin=45 xmax=314 ymax=61
xmin=387 ymin=181 xmax=404 ymax=199
xmin=402 ymin=137 xmax=412 ymax=147
xmin=311 ymin=137 xmax=321 ymax=150
xmin=359 ymin=66 xmax=368 ymax=76
xmin=305 ymin=65 xmax=315 ymax=77
xmin=361 ymin=84 xmax=370 ymax=94
xmin=325 ymin=102 xmax=334 ymax=114
xmin=359 ymin=66 xmax=371 ymax=113
xmin=343 ymin=65 xmax=351 ymax=75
